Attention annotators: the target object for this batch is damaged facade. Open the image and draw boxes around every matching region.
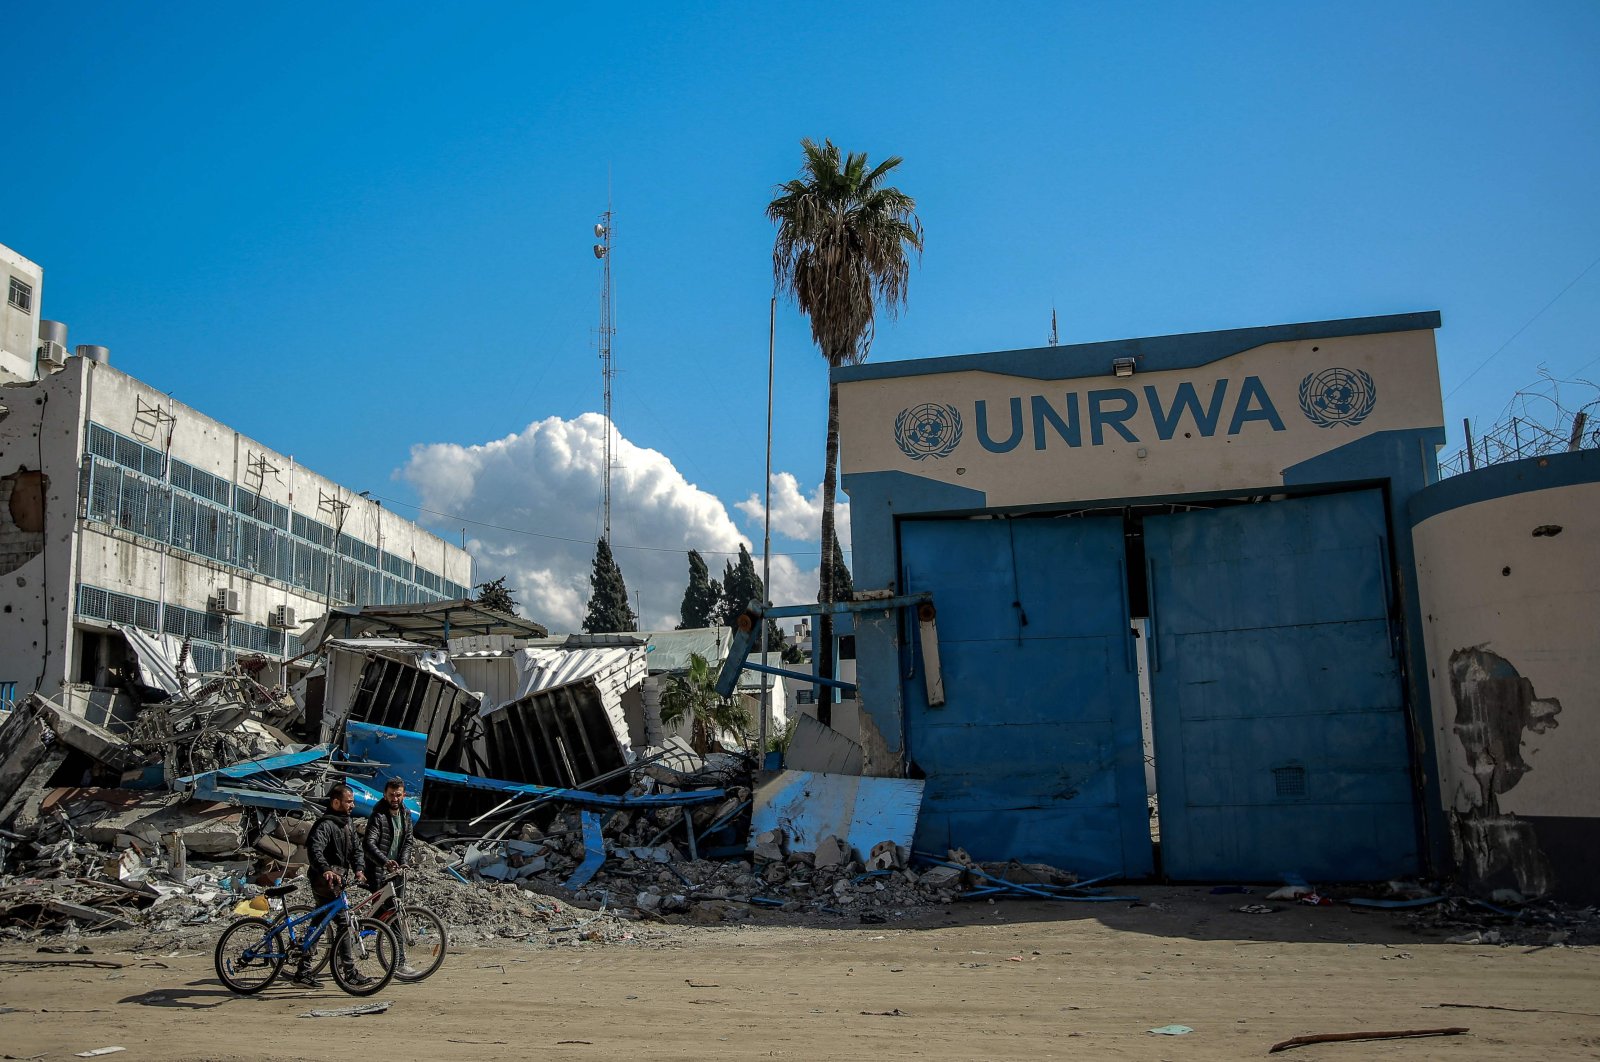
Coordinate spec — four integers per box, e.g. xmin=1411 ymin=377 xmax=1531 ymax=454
xmin=0 ymin=241 xmax=473 ymax=723
xmin=834 ymin=311 xmax=1598 ymax=900
xmin=1410 ymin=449 xmax=1600 ymax=901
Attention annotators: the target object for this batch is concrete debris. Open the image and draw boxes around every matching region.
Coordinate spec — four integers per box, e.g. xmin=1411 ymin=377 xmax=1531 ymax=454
xmin=0 ymin=631 xmax=1113 ymax=948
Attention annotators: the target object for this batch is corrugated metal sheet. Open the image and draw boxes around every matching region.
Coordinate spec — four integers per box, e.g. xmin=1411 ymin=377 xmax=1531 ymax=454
xmin=116 ymin=624 xmax=191 ymax=696
xmin=473 ymin=646 xmax=648 ymax=790
xmin=324 ymin=638 xmax=468 ymax=691
xmin=476 ymin=647 xmax=644 ymax=716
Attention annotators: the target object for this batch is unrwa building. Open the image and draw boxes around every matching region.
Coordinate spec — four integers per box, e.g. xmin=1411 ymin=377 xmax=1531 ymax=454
xmin=836 ymin=312 xmax=1457 ymax=885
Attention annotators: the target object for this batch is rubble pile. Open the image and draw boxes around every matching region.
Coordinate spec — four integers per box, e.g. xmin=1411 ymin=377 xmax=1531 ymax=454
xmin=447 ymin=798 xmax=1072 ymax=924
xmin=0 ymin=632 xmax=1019 ymax=952
xmin=1405 ymin=896 xmax=1600 ymax=947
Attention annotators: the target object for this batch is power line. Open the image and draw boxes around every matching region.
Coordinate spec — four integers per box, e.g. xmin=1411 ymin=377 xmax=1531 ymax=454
xmin=370 ymin=493 xmax=847 ymax=559
xmin=1447 ymin=251 xmax=1600 ymax=399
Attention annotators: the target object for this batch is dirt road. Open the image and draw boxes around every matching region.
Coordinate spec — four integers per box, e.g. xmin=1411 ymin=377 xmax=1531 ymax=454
xmin=2 ymin=888 xmax=1596 ymax=1061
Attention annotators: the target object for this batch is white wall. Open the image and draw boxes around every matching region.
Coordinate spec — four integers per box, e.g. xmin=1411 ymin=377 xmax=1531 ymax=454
xmin=0 ymin=244 xmax=42 ymax=385
xmin=0 ymin=353 xmax=474 ymax=700
xmin=0 ymin=359 xmax=89 ymax=695
xmin=80 ymin=361 xmax=472 ymax=597
xmin=1413 ymin=470 xmax=1600 ymax=896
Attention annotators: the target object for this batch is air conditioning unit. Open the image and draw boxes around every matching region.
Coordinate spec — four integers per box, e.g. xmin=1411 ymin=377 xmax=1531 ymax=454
xmin=37 ymin=341 xmax=67 ymax=369
xmin=209 ymin=588 xmax=242 ymax=615
xmin=268 ymin=604 xmax=296 ymax=629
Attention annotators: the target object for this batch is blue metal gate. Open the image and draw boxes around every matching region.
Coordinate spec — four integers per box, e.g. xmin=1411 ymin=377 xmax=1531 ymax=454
xmin=1144 ymin=490 xmax=1420 ymax=881
xmin=901 ymin=517 xmax=1152 ymax=877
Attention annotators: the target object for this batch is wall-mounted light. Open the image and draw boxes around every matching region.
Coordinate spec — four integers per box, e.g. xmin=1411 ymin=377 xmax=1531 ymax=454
xmin=1112 ymin=357 xmax=1136 ymax=378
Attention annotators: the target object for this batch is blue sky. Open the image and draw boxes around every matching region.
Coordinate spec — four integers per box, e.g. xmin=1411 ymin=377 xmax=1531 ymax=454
xmin=8 ymin=2 xmax=1599 ymax=628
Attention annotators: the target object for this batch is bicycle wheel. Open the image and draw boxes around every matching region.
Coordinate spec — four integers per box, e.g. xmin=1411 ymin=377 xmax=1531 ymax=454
xmin=395 ymin=906 xmax=449 ymax=982
xmin=284 ymin=904 xmax=333 ymax=976
xmin=213 ymin=916 xmax=287 ymax=994
xmin=329 ymin=917 xmax=398 ymax=997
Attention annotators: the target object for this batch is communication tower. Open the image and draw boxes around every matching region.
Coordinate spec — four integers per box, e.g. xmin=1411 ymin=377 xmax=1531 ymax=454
xmin=593 ymin=210 xmax=616 ymax=542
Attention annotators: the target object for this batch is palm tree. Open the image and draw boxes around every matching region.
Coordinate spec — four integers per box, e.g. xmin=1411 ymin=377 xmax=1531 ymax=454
xmin=659 ymin=652 xmax=752 ymax=754
xmin=768 ymin=138 xmax=923 ymax=724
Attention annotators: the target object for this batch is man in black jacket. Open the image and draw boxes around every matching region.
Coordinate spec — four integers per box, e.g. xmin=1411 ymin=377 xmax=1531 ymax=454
xmin=363 ymin=778 xmax=416 ymax=977
xmin=290 ymin=783 xmax=368 ymax=989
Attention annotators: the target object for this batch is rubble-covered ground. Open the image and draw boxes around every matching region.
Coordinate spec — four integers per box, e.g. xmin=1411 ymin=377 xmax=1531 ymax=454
xmin=1 ymin=886 xmax=1596 ymax=1062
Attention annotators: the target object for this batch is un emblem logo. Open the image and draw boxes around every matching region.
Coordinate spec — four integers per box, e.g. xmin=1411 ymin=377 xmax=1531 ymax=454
xmin=894 ymin=403 xmax=963 ymax=461
xmin=1299 ymin=367 xmax=1377 ymax=428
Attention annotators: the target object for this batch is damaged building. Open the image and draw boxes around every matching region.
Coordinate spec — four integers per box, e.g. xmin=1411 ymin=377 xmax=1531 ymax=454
xmin=830 ymin=311 xmax=1600 ymax=901
xmin=0 ymin=240 xmax=474 ymax=724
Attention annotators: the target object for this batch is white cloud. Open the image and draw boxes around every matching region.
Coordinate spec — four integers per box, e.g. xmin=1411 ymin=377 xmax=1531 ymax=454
xmin=400 ymin=414 xmax=827 ymax=633
xmin=735 ymin=472 xmax=851 ymax=550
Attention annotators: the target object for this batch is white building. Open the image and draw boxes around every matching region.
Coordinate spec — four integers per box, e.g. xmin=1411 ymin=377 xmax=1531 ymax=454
xmin=0 ymin=241 xmax=473 ymax=710
xmin=1 ymin=245 xmax=43 ymax=385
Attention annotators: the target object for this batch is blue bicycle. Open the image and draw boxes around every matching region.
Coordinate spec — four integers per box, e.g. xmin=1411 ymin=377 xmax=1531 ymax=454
xmin=213 ymin=880 xmax=398 ymax=996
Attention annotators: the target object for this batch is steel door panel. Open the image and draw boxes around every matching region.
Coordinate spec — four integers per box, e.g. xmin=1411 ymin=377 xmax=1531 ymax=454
xmin=928 ymin=639 xmax=1119 ymax=725
xmin=1146 ymin=489 xmax=1419 ymax=882
xmin=923 ymin=809 xmax=1129 ymax=870
xmin=1175 ymin=714 xmax=1415 ymax=806
xmin=1167 ymin=623 xmax=1401 ymax=718
xmin=912 ymin=725 xmax=1124 ymax=807
xmin=901 ymin=517 xmax=1150 ymax=877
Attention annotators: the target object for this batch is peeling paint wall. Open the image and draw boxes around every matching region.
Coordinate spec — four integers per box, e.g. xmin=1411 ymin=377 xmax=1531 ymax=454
xmin=1411 ymin=453 xmax=1600 ymax=899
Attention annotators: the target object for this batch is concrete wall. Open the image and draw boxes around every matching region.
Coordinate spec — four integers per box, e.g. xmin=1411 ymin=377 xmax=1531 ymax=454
xmin=0 ymin=353 xmax=474 ymax=700
xmin=0 ymin=244 xmax=42 ymax=385
xmin=1410 ymin=450 xmax=1600 ymax=899
xmin=0 ymin=359 xmax=88 ymax=696
xmin=79 ymin=360 xmax=472 ymax=598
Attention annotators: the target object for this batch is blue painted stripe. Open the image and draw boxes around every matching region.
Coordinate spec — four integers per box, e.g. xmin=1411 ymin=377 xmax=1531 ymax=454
xmin=1408 ymin=449 xmax=1600 ymax=526
xmin=834 ymin=311 xmax=1441 ymax=384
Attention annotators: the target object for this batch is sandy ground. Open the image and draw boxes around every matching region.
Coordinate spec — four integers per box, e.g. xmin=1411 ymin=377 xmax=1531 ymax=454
xmin=1 ymin=887 xmax=1596 ymax=1062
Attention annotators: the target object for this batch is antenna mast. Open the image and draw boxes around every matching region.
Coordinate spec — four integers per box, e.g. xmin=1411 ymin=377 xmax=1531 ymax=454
xmin=593 ymin=207 xmax=616 ymax=542
xmin=1048 ymin=306 xmax=1059 ymax=347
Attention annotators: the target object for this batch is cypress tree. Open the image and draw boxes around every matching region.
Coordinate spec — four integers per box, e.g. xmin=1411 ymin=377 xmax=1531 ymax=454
xmin=678 ymin=550 xmax=721 ymax=630
xmin=583 ymin=537 xmax=636 ymax=634
xmin=718 ymin=544 xmax=783 ymax=648
xmin=718 ymin=545 xmax=759 ymax=625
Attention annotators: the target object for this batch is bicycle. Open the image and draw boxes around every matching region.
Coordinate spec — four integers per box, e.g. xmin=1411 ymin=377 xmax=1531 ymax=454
xmin=287 ymin=870 xmax=448 ymax=982
xmin=213 ymin=878 xmax=398 ymax=997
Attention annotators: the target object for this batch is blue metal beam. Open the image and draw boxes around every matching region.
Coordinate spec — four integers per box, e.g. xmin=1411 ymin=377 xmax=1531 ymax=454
xmin=761 ymin=593 xmax=932 ymax=619
xmin=739 ymin=660 xmax=858 ymax=694
xmin=424 ymin=768 xmax=725 ymax=808
xmin=714 ymin=594 xmax=936 ymax=699
xmin=564 ymin=811 xmax=606 ymax=888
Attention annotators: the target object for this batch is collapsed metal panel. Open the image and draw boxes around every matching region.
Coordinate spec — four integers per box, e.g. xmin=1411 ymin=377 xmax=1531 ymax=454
xmin=343 ymin=653 xmax=483 ymax=775
xmin=482 ymin=681 xmax=631 ymax=790
xmin=477 ymin=647 xmax=645 ymax=791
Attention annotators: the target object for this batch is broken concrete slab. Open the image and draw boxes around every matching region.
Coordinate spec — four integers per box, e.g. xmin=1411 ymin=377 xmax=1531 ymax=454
xmin=782 ymin=714 xmax=864 ymax=775
xmin=814 ymin=835 xmax=851 ymax=868
xmin=748 ymin=770 xmax=923 ymax=865
xmin=39 ymin=789 xmax=245 ymax=856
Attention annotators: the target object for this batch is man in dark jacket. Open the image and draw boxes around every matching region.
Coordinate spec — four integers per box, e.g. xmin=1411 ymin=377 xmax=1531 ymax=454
xmin=363 ymin=778 xmax=416 ymax=977
xmin=290 ymin=783 xmax=368 ymax=988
